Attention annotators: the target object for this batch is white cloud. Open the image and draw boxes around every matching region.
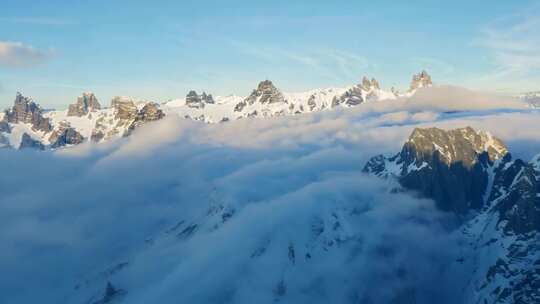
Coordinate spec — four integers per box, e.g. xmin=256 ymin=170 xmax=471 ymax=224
xmin=0 ymin=41 xmax=52 ymax=67
xmin=1 ymin=96 xmax=540 ymax=303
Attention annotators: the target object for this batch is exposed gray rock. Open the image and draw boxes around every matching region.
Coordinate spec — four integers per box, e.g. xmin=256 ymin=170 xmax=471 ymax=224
xmin=49 ymin=122 xmax=85 ymax=148
xmin=307 ymin=95 xmax=317 ymax=111
xmin=185 ymin=91 xmax=215 ymax=109
xmin=364 ymin=127 xmax=508 ymax=213
xmin=236 ymin=80 xmax=286 ymax=111
xmin=67 ymin=92 xmax=101 ymax=117
xmin=19 ymin=133 xmax=44 ymax=150
xmin=364 ymin=127 xmax=540 ymax=303
xmin=332 ymin=86 xmax=364 ymax=107
xmin=126 ymin=102 xmax=165 ymax=135
xmin=0 ymin=119 xmax=11 ymax=133
xmin=111 ymin=97 xmax=138 ymax=121
xmin=5 ymin=92 xmax=52 ymax=132
xmin=409 ymin=70 xmax=432 ymax=91
xmin=233 ymin=100 xmax=247 ymax=112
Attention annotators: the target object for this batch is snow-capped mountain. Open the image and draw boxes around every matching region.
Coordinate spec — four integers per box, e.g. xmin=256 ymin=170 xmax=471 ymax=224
xmin=163 ymin=76 xmax=400 ymax=122
xmin=0 ymin=72 xmax=433 ymax=150
xmin=364 ymin=127 xmax=540 ymax=303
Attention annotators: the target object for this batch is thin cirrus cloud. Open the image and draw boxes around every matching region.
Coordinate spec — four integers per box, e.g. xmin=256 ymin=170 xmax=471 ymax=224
xmin=226 ymin=39 xmax=370 ymax=82
xmin=474 ymin=7 xmax=540 ymax=90
xmin=0 ymin=16 xmax=74 ymax=26
xmin=0 ymin=41 xmax=53 ymax=68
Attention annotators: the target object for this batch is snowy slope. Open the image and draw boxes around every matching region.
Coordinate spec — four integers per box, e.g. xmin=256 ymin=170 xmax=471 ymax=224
xmin=0 ymin=74 xmax=411 ymax=149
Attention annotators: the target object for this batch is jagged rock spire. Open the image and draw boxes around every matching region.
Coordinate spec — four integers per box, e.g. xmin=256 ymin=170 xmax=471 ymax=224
xmin=5 ymin=92 xmax=52 ymax=132
xmin=185 ymin=90 xmax=215 ymax=109
xmin=409 ymin=70 xmax=432 ymax=91
xmin=67 ymin=92 xmax=101 ymax=117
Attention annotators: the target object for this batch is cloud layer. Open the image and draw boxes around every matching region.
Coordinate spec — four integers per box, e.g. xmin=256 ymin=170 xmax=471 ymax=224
xmin=0 ymin=41 xmax=51 ymax=67
xmin=1 ymin=98 xmax=540 ymax=303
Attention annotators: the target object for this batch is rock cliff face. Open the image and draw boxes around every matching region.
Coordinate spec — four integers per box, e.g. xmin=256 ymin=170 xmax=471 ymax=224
xmin=111 ymin=97 xmax=138 ymax=121
xmin=331 ymin=76 xmax=386 ymax=107
xmin=364 ymin=127 xmax=540 ymax=303
xmin=235 ymin=80 xmax=287 ymax=113
xmin=48 ymin=122 xmax=85 ymax=148
xmin=67 ymin=92 xmax=101 ymax=117
xmin=19 ymin=133 xmax=45 ymax=150
xmin=185 ymin=91 xmax=215 ymax=109
xmin=246 ymin=80 xmax=287 ymax=105
xmin=364 ymin=127 xmax=508 ymax=213
xmin=4 ymin=93 xmax=52 ymax=132
xmin=126 ymin=102 xmax=165 ymax=136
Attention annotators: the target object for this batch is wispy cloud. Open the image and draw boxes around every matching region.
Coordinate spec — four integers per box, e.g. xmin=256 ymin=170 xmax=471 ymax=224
xmin=409 ymin=57 xmax=455 ymax=76
xmin=0 ymin=17 xmax=74 ymax=26
xmin=227 ymin=39 xmax=371 ymax=83
xmin=0 ymin=41 xmax=53 ymax=68
xmin=475 ymin=6 xmax=540 ymax=91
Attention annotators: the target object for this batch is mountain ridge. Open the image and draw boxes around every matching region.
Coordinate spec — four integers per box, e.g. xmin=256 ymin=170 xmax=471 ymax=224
xmin=364 ymin=126 xmax=540 ymax=303
xmin=0 ymin=71 xmax=431 ymax=150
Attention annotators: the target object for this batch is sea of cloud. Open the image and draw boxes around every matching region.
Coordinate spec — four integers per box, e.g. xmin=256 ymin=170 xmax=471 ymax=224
xmin=1 ymin=86 xmax=539 ymax=304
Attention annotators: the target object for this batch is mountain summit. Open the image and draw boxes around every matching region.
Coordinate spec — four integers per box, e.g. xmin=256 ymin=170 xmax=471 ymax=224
xmin=409 ymin=70 xmax=433 ymax=91
xmin=365 ymin=127 xmax=540 ymax=303
xmin=364 ymin=126 xmax=508 ymax=212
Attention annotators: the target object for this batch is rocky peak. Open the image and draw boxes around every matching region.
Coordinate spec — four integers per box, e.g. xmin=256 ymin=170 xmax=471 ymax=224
xmin=126 ymin=102 xmax=165 ymax=135
xmin=409 ymin=70 xmax=432 ymax=91
xmin=405 ymin=126 xmax=508 ymax=167
xmin=4 ymin=92 xmax=52 ymax=132
xmin=111 ymin=96 xmax=138 ymax=121
xmin=332 ymin=86 xmax=364 ymax=108
xmin=246 ymin=80 xmax=286 ymax=105
xmin=364 ymin=127 xmax=508 ymax=213
xmin=67 ymin=92 xmax=101 ymax=117
xmin=49 ymin=121 xmax=85 ymax=148
xmin=360 ymin=77 xmax=380 ymax=91
xmin=19 ymin=133 xmax=45 ymax=150
xmin=185 ymin=91 xmax=215 ymax=109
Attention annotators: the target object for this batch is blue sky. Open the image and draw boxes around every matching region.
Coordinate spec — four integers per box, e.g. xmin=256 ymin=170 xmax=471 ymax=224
xmin=0 ymin=0 xmax=539 ymax=108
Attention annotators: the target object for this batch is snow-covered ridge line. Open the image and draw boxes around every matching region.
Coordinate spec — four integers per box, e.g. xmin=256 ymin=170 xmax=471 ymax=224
xmin=0 ymin=71 xmax=434 ymax=150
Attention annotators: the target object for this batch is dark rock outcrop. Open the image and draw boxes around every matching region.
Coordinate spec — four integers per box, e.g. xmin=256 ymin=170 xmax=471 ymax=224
xmin=67 ymin=92 xmax=101 ymax=117
xmin=364 ymin=126 xmax=540 ymax=303
xmin=48 ymin=122 xmax=85 ymax=148
xmin=91 ymin=282 xmax=126 ymax=304
xmin=234 ymin=80 xmax=286 ymax=112
xmin=185 ymin=91 xmax=215 ymax=109
xmin=0 ymin=119 xmax=11 ymax=133
xmin=19 ymin=133 xmax=45 ymax=150
xmin=5 ymin=92 xmax=52 ymax=132
xmin=364 ymin=127 xmax=508 ymax=213
xmin=332 ymin=86 xmax=364 ymax=107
